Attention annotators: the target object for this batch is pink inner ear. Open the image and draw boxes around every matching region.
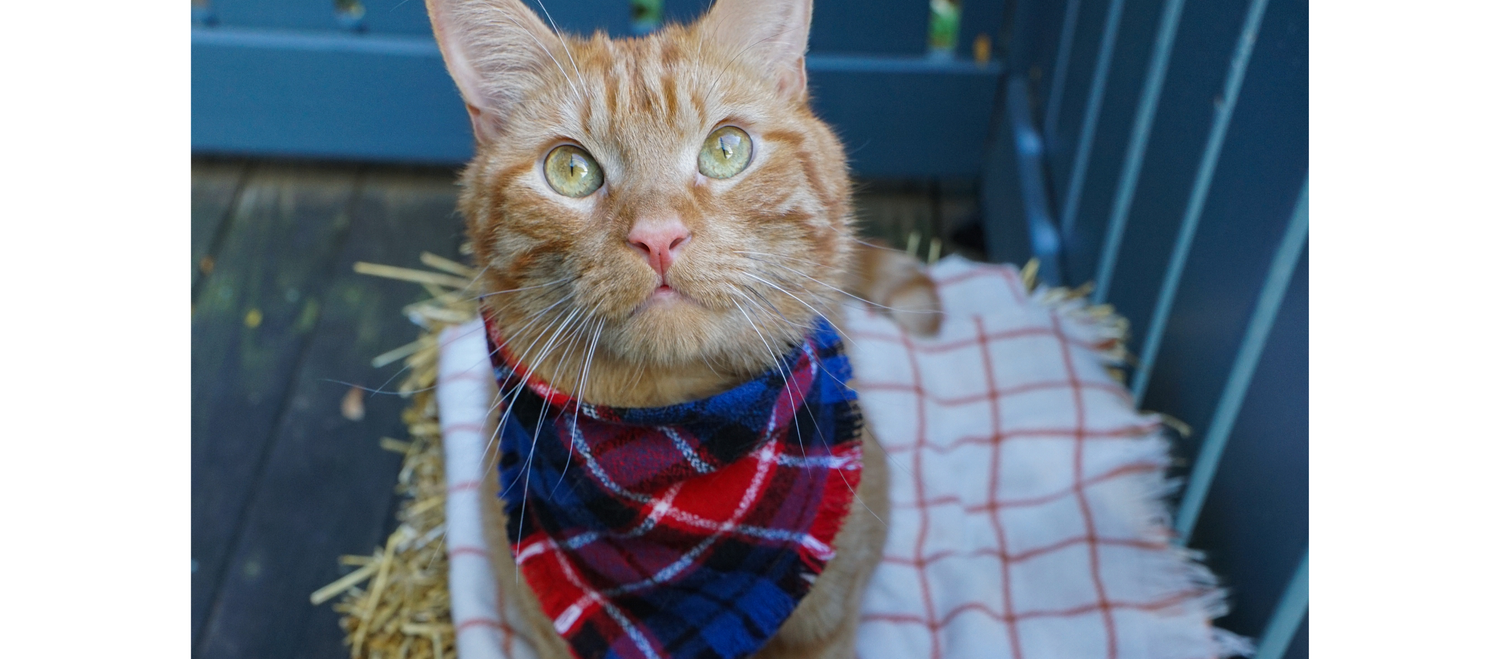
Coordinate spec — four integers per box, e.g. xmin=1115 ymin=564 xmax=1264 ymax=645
xmin=464 ymin=103 xmax=494 ymax=144
xmin=427 ymin=0 xmax=567 ymax=143
xmin=775 ymin=57 xmax=808 ymax=100
xmin=698 ymin=0 xmax=813 ymax=100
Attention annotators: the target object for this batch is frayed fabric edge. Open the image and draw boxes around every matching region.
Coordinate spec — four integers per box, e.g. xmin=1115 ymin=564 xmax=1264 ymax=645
xmin=1021 ymin=261 xmax=1254 ymax=659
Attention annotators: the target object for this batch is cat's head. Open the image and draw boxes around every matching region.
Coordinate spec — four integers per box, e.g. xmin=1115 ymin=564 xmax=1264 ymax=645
xmin=428 ymin=0 xmax=852 ymax=381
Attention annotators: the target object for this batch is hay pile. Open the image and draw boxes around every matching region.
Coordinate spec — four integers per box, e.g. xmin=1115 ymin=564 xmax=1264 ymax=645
xmin=310 ymin=251 xmax=480 ymax=659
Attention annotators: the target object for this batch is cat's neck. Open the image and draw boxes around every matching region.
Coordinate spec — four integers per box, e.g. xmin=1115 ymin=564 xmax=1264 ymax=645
xmin=534 ymin=351 xmax=747 ymax=408
xmin=489 ymin=307 xmax=844 ymax=408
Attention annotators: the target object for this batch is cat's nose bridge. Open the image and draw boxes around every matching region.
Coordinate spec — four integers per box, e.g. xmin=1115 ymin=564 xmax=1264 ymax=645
xmin=613 ymin=148 xmax=696 ymax=192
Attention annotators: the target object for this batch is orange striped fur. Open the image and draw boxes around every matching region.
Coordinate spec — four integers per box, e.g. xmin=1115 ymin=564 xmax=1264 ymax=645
xmin=427 ymin=0 xmax=942 ymax=655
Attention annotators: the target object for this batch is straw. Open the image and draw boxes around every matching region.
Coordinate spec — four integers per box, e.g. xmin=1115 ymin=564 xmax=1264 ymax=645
xmin=353 ymin=262 xmax=474 ymax=290
xmin=311 ymin=254 xmax=481 ymax=659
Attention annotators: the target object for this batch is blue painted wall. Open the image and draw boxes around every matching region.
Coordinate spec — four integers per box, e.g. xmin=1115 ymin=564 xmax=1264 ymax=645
xmin=191 ymin=0 xmax=1006 ymax=178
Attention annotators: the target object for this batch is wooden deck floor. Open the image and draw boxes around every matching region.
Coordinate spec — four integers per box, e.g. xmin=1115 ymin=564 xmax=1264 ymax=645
xmin=190 ymin=158 xmax=983 ymax=658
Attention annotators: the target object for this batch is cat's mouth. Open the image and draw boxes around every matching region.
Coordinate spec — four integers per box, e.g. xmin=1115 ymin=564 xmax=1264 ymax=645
xmin=638 ymin=282 xmax=701 ymax=311
xmin=646 ymin=284 xmax=687 ymax=304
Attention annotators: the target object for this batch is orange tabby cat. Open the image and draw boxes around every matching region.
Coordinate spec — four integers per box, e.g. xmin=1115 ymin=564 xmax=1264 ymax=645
xmin=425 ymin=0 xmax=942 ymax=656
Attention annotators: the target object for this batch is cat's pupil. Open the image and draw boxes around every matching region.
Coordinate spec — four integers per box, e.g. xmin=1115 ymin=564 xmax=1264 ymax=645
xmin=568 ymin=153 xmax=587 ymax=178
xmin=718 ymin=134 xmax=741 ymax=160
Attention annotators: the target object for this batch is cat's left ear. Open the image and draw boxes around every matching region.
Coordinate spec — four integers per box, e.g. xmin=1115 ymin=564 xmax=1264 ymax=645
xmin=697 ymin=0 xmax=813 ymax=102
xmin=425 ymin=0 xmax=568 ymax=143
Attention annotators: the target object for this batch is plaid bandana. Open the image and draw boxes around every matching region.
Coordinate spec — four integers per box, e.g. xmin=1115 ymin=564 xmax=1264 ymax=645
xmin=483 ymin=314 xmax=864 ymax=659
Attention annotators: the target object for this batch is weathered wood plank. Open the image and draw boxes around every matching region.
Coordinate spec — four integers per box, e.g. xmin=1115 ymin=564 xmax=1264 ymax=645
xmin=191 ymin=165 xmax=362 ymax=648
xmin=191 ymin=159 xmax=250 ymax=292
xmin=196 ymin=167 xmax=466 ymax=659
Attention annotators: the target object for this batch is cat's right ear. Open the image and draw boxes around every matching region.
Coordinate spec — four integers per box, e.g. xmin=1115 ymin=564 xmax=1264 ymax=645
xmin=698 ymin=0 xmax=814 ymax=102
xmin=426 ymin=0 xmax=565 ymax=144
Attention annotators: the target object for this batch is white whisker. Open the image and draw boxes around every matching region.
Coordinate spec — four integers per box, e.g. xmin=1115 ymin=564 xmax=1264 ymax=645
xmin=742 ymin=272 xmax=861 ymax=352
xmin=736 ymin=251 xmax=941 ymax=315
xmin=470 ymin=277 xmax=570 ymax=301
xmin=483 ymin=293 xmax=581 ymax=483
xmin=553 ymin=315 xmax=605 ymax=496
xmin=494 ymin=302 xmax=585 ymax=487
xmin=511 ymin=302 xmax=594 ymax=582
xmin=733 ymin=292 xmax=885 ymax=528
xmin=533 ymin=0 xmax=591 ymax=107
xmin=509 ymin=13 xmax=584 ymax=105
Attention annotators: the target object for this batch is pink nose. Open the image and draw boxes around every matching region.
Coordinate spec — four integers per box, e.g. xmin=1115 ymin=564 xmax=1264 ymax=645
xmin=627 ymin=219 xmax=691 ymax=278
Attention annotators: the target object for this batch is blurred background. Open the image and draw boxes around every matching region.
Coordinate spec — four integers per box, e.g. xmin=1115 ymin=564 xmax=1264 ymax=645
xmin=191 ymin=0 xmax=1306 ymax=657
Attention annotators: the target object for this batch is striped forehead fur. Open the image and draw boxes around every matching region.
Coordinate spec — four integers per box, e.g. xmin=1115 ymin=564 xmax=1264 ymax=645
xmin=434 ymin=0 xmax=853 ymax=405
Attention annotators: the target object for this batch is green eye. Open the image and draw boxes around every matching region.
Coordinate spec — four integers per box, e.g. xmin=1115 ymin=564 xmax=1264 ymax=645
xmin=698 ymin=126 xmax=753 ymax=179
xmin=543 ymin=144 xmax=604 ymax=197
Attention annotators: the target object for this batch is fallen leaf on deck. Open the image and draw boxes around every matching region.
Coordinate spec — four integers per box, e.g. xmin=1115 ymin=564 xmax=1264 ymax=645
xmin=342 ymin=386 xmax=367 ymax=421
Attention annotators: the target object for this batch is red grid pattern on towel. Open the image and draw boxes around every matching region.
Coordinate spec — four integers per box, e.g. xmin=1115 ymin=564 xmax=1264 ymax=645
xmin=976 ymin=315 xmax=1024 ymax=659
xmin=450 ymin=549 xmax=522 ymax=654
xmin=863 ymin=592 xmax=1196 ymax=626
xmin=449 ymin=533 xmax=522 ymax=655
xmin=450 ymin=546 xmax=523 ymax=654
xmin=435 ymin=334 xmax=527 ymax=659
xmin=852 ymin=265 xmax=1202 ymax=659
xmin=899 ymin=329 xmax=943 ymax=659
xmin=1054 ymin=311 xmax=1119 ymax=658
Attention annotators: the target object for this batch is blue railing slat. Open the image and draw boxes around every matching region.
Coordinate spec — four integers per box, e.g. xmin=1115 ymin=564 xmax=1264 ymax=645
xmin=998 ymin=0 xmax=1306 ymax=649
xmin=1130 ymin=0 xmax=1272 ymax=403
xmin=1174 ymin=178 xmax=1307 ymax=541
xmin=1042 ymin=0 xmax=1084 ymax=145
xmin=1057 ymin=0 xmax=1127 ymax=239
xmin=1090 ymin=0 xmax=1187 ymax=304
xmin=1009 ymin=76 xmax=1065 ymax=284
xmin=1254 ymin=550 xmax=1310 ymax=659
xmin=1084 ymin=0 xmax=1252 ymax=384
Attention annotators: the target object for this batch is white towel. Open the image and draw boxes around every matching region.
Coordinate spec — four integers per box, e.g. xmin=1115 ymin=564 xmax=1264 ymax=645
xmin=436 ymin=319 xmax=541 ymax=659
xmin=437 ymin=256 xmax=1249 ymax=659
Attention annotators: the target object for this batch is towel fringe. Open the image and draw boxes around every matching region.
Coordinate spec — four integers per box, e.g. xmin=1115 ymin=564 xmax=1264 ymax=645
xmin=1018 ymin=261 xmax=1252 ymax=658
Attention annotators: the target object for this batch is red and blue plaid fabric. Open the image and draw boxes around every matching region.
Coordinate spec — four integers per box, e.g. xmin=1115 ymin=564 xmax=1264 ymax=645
xmin=484 ymin=315 xmax=864 ymax=659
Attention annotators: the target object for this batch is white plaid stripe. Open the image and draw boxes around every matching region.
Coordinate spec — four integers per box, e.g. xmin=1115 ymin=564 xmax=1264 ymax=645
xmin=602 ymin=441 xmax=782 ymax=596
xmin=662 ymin=426 xmax=714 ymax=473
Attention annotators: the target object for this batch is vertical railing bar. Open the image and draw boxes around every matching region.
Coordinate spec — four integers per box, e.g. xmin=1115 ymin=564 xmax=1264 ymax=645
xmin=1009 ymin=76 xmax=1065 ymax=284
xmin=1057 ymin=0 xmax=1127 ymax=238
xmin=1130 ymin=0 xmax=1273 ymax=403
xmin=1090 ymin=0 xmax=1187 ymax=304
xmin=1042 ymin=0 xmax=1084 ymax=144
xmin=1254 ymin=549 xmax=1309 ymax=659
xmin=1173 ymin=178 xmax=1307 ymax=542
